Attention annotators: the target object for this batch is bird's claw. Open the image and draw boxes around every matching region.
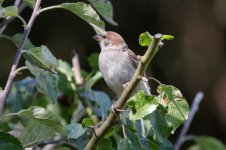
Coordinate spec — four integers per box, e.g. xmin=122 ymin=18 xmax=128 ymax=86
xmin=111 ymin=104 xmax=118 ymax=115
xmin=138 ymin=76 xmax=148 ymax=82
xmin=122 ymin=82 xmax=130 ymax=89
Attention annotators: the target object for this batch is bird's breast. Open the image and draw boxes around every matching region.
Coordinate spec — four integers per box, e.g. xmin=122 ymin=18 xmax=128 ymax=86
xmin=99 ymin=50 xmax=136 ymax=95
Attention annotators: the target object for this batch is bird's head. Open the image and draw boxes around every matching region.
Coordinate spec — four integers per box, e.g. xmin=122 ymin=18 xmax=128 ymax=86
xmin=93 ymin=31 xmax=127 ymax=51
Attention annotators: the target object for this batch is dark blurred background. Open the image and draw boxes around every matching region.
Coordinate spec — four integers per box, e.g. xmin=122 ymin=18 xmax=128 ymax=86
xmin=1 ymin=0 xmax=226 ymax=144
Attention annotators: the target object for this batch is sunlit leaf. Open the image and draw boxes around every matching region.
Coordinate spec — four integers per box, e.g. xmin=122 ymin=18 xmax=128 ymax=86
xmin=4 ymin=106 xmax=64 ymax=147
xmin=87 ymin=53 xmax=99 ymax=71
xmin=139 ymin=31 xmax=153 ymax=46
xmin=188 ymin=136 xmax=226 ymax=150
xmin=60 ymin=2 xmax=106 ymax=35
xmin=161 ymin=35 xmax=174 ymax=41
xmin=82 ymin=118 xmax=94 ymax=128
xmin=22 ymin=46 xmax=59 ymax=71
xmin=118 ymin=137 xmax=133 ymax=150
xmin=128 ymin=91 xmax=158 ymax=121
xmin=157 ymin=84 xmax=189 ymax=133
xmin=57 ymin=59 xmax=74 ymax=81
xmin=0 ymin=6 xmax=18 ymax=18
xmin=0 ymin=132 xmax=24 ymax=150
xmin=89 ymin=0 xmax=118 ymax=26
xmin=12 ymin=33 xmax=35 ymax=50
xmin=64 ymin=123 xmax=86 ymax=139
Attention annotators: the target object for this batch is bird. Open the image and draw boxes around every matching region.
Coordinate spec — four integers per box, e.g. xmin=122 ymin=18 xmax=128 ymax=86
xmin=93 ymin=31 xmax=151 ymax=97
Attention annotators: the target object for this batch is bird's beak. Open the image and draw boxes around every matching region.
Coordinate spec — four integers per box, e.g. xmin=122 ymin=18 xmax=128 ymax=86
xmin=92 ymin=35 xmax=102 ymax=42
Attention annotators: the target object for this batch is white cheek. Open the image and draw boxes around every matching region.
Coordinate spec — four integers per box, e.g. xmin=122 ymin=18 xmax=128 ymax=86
xmin=100 ymin=41 xmax=112 ymax=50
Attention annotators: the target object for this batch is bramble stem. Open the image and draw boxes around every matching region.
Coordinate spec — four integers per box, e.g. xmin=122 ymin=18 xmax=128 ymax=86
xmin=0 ymin=0 xmax=42 ymax=115
xmin=84 ymin=34 xmax=162 ymax=150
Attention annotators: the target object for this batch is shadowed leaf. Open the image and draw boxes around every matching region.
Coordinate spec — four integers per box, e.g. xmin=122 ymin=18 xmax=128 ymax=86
xmin=60 ymin=2 xmax=105 ymax=35
xmin=64 ymin=123 xmax=86 ymax=139
xmin=89 ymin=0 xmax=118 ymax=26
xmin=0 ymin=132 xmax=24 ymax=150
xmin=22 ymin=46 xmax=59 ymax=71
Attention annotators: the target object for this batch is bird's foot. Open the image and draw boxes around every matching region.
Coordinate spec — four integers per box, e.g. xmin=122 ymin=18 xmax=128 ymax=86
xmin=122 ymin=82 xmax=130 ymax=89
xmin=111 ymin=104 xmax=119 ymax=115
xmin=138 ymin=76 xmax=148 ymax=82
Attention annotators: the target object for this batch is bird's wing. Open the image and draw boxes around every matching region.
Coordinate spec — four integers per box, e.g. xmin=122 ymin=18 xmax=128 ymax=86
xmin=127 ymin=49 xmax=139 ymax=68
xmin=127 ymin=49 xmax=151 ymax=95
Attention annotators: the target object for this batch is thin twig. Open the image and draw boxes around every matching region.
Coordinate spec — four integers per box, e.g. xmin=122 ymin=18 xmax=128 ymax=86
xmin=0 ymin=0 xmax=42 ymax=115
xmin=120 ymin=114 xmax=127 ymax=138
xmin=84 ymin=34 xmax=163 ymax=150
xmin=174 ymin=92 xmax=204 ymax=150
xmin=72 ymin=50 xmax=84 ymax=85
xmin=71 ymin=50 xmax=99 ymax=123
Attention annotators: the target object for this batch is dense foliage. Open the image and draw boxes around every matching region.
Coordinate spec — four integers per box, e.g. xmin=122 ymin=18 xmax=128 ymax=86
xmin=0 ymin=0 xmax=225 ymax=150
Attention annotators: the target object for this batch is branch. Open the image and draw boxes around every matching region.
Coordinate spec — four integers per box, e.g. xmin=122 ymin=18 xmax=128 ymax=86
xmin=84 ymin=33 xmax=163 ymax=150
xmin=71 ymin=50 xmax=99 ymax=123
xmin=175 ymin=92 xmax=204 ymax=150
xmin=0 ymin=0 xmax=42 ymax=115
xmin=72 ymin=50 xmax=84 ymax=85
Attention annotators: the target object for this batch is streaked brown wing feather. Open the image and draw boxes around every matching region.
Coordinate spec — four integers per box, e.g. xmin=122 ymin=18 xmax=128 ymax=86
xmin=127 ymin=49 xmax=139 ymax=68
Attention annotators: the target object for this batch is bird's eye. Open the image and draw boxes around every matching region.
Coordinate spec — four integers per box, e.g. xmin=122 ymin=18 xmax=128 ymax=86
xmin=102 ymin=35 xmax=107 ymax=38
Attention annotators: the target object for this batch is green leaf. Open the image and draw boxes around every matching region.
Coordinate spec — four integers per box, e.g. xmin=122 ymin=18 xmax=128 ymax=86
xmin=125 ymin=127 xmax=145 ymax=150
xmin=64 ymin=123 xmax=86 ymax=139
xmin=118 ymin=137 xmax=133 ymax=150
xmin=82 ymin=118 xmax=94 ymax=128
xmin=56 ymin=147 xmax=71 ymax=150
xmin=150 ymin=106 xmax=171 ymax=143
xmin=22 ymin=46 xmax=59 ymax=71
xmin=26 ymin=62 xmax=60 ymax=103
xmin=0 ymin=6 xmax=18 ymax=18
xmin=128 ymin=91 xmax=158 ymax=121
xmin=160 ymin=140 xmax=174 ymax=150
xmin=6 ymin=77 xmax=35 ymax=112
xmin=139 ymin=31 xmax=153 ymax=46
xmin=0 ymin=132 xmax=24 ymax=150
xmin=57 ymin=59 xmax=74 ymax=80
xmin=36 ymin=70 xmax=59 ymax=103
xmin=129 ymin=103 xmax=158 ymax=121
xmin=8 ymin=106 xmax=64 ymax=147
xmin=12 ymin=33 xmax=35 ymax=50
xmin=161 ymin=35 xmax=174 ymax=41
xmin=88 ymin=0 xmax=118 ymax=26
xmin=91 ymin=90 xmax=111 ymax=119
xmin=189 ymin=136 xmax=226 ymax=150
xmin=85 ymin=71 xmax=102 ymax=88
xmin=157 ymin=84 xmax=189 ymax=133
xmin=22 ymin=0 xmax=35 ymax=8
xmin=60 ymin=2 xmax=105 ymax=35
xmin=97 ymin=138 xmax=114 ymax=150
xmin=87 ymin=53 xmax=99 ymax=71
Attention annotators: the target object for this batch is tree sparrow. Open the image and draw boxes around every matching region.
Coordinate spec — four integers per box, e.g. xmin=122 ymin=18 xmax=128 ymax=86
xmin=93 ymin=31 xmax=150 ymax=96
